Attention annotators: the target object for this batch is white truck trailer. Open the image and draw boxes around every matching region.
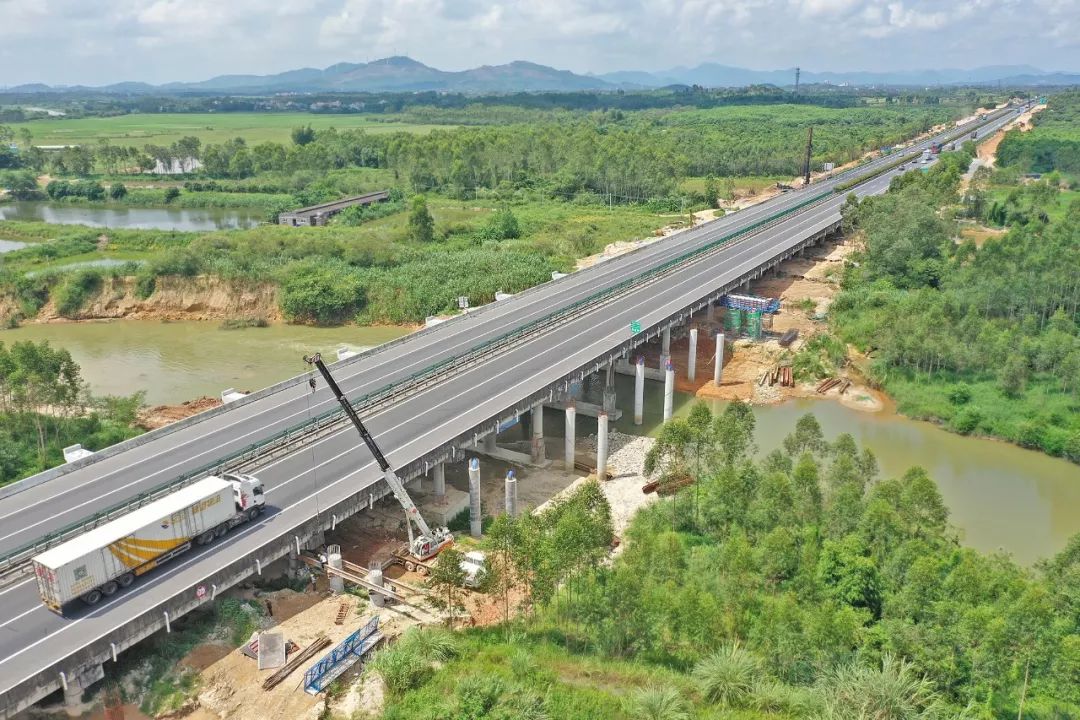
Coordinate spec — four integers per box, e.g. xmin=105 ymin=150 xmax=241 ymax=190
xmin=32 ymin=474 xmax=265 ymax=612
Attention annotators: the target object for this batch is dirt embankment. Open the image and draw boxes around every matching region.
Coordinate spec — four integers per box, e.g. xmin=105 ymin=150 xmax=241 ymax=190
xmin=33 ymin=275 xmax=281 ymax=323
xmin=644 ymin=236 xmax=885 ymax=413
xmin=137 ymin=396 xmax=223 ymax=430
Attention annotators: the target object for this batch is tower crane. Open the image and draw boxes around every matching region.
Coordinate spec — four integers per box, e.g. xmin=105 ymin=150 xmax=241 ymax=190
xmin=303 ymin=353 xmax=453 ymax=561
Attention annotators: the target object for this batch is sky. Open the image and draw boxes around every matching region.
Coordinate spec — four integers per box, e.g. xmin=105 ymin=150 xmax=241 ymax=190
xmin=1 ymin=0 xmax=1078 ymax=86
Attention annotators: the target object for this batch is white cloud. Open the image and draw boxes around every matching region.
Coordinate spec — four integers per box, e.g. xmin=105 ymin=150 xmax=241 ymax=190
xmin=0 ymin=0 xmax=1075 ymax=86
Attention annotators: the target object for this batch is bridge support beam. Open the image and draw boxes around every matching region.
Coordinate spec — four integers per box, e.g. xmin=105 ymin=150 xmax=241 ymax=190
xmin=634 ymin=356 xmax=645 ymax=426
xmin=688 ymin=328 xmax=698 ymax=382
xmin=714 ymin=333 xmax=725 ymax=387
xmin=432 ymin=462 xmax=446 ymax=497
xmin=660 ymin=326 xmax=671 ymax=370
xmin=602 ymin=364 xmax=617 ymax=415
xmin=564 ymin=403 xmax=576 ymax=471
xmin=468 ymin=458 xmax=482 ymax=538
xmin=596 ymin=411 xmax=609 ymax=481
xmin=663 ymin=360 xmax=675 ymax=423
xmin=530 ymin=405 xmax=545 ymax=464
xmin=505 ymin=471 xmax=518 ymax=517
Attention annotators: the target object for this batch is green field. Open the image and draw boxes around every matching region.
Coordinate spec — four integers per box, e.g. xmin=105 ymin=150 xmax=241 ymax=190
xmin=18 ymin=112 xmax=453 ymax=146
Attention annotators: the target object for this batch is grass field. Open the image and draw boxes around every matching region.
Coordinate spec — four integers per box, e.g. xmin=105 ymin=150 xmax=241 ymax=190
xmin=18 ymin=113 xmax=454 ymax=146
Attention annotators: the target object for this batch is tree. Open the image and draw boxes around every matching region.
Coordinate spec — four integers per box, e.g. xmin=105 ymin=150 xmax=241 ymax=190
xmin=999 ymin=352 xmax=1028 ymax=398
xmin=428 ymin=547 xmax=466 ymax=627
xmin=407 ymin=195 xmax=435 ymax=243
xmin=108 ymin=183 xmax=128 ymax=200
xmin=0 ymin=171 xmax=40 ymax=200
xmin=163 ymin=187 xmax=181 ymax=203
xmin=484 ymin=514 xmax=520 ymax=628
xmin=784 ymin=413 xmax=828 ymax=457
xmin=291 ymin=124 xmax=316 ymax=146
xmin=714 ymin=400 xmax=756 ymax=467
xmin=704 ymin=174 xmax=720 ymax=209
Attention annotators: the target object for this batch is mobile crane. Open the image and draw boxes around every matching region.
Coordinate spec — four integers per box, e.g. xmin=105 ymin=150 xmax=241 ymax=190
xmin=303 ymin=353 xmax=454 ymax=561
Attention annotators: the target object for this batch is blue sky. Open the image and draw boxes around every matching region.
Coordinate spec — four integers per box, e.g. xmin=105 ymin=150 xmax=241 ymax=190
xmin=1 ymin=0 xmax=1077 ymax=86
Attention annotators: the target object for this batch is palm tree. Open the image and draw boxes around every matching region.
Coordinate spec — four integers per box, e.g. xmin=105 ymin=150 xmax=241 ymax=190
xmin=625 ymin=686 xmax=690 ymax=720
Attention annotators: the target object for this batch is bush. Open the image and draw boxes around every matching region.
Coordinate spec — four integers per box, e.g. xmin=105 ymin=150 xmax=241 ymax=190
xmin=692 ymin=643 xmax=760 ymax=707
xmin=950 ymin=406 xmax=982 ymax=435
xmin=279 ymin=261 xmax=365 ymax=325
xmin=134 ymin=272 xmax=156 ymax=299
xmin=164 ymin=187 xmax=181 ymax=203
xmin=54 ymin=269 xmax=103 ymax=317
xmin=109 ymin=183 xmax=128 ymax=200
xmin=947 ymin=384 xmax=972 ymax=405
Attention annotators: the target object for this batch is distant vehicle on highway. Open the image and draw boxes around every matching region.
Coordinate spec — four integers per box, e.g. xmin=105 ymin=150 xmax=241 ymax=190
xmin=32 ymin=474 xmax=265 ymax=613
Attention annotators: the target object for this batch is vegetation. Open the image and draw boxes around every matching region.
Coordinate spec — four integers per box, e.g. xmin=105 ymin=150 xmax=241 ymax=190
xmin=830 ymin=141 xmax=1080 ymax=460
xmin=377 ymin=405 xmax=1080 ymax=719
xmin=0 ymin=341 xmax=143 ymax=486
xmin=998 ymin=93 xmax=1079 ymax=175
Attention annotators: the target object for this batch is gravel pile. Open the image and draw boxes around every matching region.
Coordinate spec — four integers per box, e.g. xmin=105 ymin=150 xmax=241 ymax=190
xmin=572 ymin=431 xmax=658 ymax=535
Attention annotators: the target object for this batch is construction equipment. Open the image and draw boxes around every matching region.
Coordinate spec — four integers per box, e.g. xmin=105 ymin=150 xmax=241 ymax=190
xmin=303 ymin=353 xmax=453 ymax=562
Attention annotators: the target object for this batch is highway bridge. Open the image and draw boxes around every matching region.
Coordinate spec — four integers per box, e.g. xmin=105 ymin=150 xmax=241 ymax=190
xmin=0 ymin=107 xmax=1017 ymax=716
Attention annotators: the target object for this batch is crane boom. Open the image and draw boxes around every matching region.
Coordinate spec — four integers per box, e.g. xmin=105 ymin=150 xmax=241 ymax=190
xmin=303 ymin=353 xmax=452 ymax=560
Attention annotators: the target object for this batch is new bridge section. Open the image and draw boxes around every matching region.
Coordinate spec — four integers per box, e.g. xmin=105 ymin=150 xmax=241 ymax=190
xmin=0 ymin=109 xmax=1017 ymax=717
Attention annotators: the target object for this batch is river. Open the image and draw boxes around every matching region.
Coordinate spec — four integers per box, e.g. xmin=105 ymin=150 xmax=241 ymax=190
xmin=0 ymin=201 xmax=263 ymax=231
xmin=2 ymin=320 xmax=1077 ymax=565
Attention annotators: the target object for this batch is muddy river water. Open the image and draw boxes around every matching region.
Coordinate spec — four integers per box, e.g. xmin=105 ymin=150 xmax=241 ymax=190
xmin=2 ymin=320 xmax=1077 ymax=565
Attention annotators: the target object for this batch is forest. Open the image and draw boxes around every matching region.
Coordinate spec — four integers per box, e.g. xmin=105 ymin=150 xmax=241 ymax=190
xmin=827 ymin=133 xmax=1080 ymax=460
xmin=0 ymin=340 xmax=142 ymax=485
xmin=373 ymin=404 xmax=1080 ymax=719
xmin=997 ymin=91 xmax=1080 ymax=174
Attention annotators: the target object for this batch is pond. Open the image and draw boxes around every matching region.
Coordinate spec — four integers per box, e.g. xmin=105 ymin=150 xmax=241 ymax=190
xmin=0 ymin=201 xmax=263 ymax=231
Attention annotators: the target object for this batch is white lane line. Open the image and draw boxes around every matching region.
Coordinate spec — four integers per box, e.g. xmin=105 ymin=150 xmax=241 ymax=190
xmin=0 ymin=578 xmax=33 ymax=598
xmin=0 ymin=188 xmax=800 ymax=532
xmin=0 ymin=162 xmax=928 ymax=682
xmin=0 ymin=605 xmax=40 ymax=629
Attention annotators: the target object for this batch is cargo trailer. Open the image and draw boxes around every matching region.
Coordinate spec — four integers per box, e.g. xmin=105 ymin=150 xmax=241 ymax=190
xmin=33 ymin=474 xmax=264 ymax=612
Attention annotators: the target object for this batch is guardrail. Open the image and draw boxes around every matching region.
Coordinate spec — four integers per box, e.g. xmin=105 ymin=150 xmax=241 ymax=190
xmin=0 ymin=109 xmax=1012 ymax=573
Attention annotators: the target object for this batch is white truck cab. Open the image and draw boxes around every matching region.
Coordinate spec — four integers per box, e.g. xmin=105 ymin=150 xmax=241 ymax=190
xmin=221 ymin=472 xmax=266 ymax=519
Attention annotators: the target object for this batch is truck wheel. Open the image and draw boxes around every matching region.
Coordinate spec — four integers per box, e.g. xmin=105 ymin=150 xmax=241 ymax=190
xmin=118 ymin=573 xmax=135 ymax=588
xmin=418 ymin=567 xmax=429 ymax=577
xmin=81 ymin=589 xmax=103 ymax=605
xmin=197 ymin=531 xmax=214 ymax=545
xmin=405 ymin=561 xmax=416 ymax=572
xmin=101 ymin=581 xmax=119 ymax=597
xmin=214 ymin=525 xmax=227 ymax=539
xmin=247 ymin=507 xmax=261 ymax=522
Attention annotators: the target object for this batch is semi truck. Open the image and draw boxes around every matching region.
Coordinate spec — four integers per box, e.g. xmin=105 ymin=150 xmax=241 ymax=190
xmin=32 ymin=474 xmax=265 ymax=613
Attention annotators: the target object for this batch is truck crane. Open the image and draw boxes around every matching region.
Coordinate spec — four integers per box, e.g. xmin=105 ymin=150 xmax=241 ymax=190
xmin=303 ymin=353 xmax=453 ymax=561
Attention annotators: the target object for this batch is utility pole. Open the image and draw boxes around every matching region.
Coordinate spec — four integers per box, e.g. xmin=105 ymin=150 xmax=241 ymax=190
xmin=802 ymin=126 xmax=814 ymax=186
xmin=794 ymin=66 xmax=800 ymax=95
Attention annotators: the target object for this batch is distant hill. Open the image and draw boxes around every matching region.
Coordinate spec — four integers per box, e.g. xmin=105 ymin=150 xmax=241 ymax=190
xmin=598 ymin=63 xmax=1080 ymax=88
xmin=7 ymin=59 xmax=1079 ymax=95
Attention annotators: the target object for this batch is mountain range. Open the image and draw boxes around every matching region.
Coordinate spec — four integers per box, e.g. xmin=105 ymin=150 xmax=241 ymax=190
xmin=5 ymin=57 xmax=1079 ymax=94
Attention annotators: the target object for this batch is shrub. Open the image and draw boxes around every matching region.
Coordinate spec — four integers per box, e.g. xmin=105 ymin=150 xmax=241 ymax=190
xmin=54 ymin=269 xmax=103 ymax=318
xmin=109 ymin=183 xmax=128 ymax=200
xmin=692 ymin=642 xmax=761 ymax=707
xmin=134 ymin=272 xmax=156 ymax=299
xmin=163 ymin=187 xmax=181 ymax=203
xmin=279 ymin=261 xmax=365 ymax=325
xmin=950 ymin=406 xmax=982 ymax=435
xmin=947 ymin=384 xmax=972 ymax=405
xmin=625 ymin=686 xmax=690 ymax=720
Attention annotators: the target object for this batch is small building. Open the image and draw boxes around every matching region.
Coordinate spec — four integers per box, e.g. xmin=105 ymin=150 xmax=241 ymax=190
xmin=279 ymin=190 xmax=391 ymax=227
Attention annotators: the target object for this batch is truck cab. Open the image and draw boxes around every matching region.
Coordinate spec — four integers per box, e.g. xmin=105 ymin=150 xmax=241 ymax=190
xmin=222 ymin=473 xmax=266 ymax=519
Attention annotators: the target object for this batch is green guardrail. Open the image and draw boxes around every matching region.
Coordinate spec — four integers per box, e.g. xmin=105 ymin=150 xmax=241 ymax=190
xmin=3 ymin=115 xmax=1007 ymax=568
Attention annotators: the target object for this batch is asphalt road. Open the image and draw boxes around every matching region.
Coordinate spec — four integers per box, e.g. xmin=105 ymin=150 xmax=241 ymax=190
xmin=0 ymin=108 xmax=1017 ymax=707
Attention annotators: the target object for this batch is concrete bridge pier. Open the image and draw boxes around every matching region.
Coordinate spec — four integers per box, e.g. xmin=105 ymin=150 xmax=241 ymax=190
xmin=634 ymin=356 xmax=645 ymax=426
xmin=602 ymin=364 xmax=617 ymax=415
xmin=660 ymin=326 xmax=671 ymax=369
xmin=432 ymin=462 xmax=446 ymax=497
xmin=714 ymin=333 xmax=725 ymax=387
xmin=687 ymin=328 xmax=698 ymax=381
xmin=596 ymin=411 xmax=609 ymax=481
xmin=706 ymin=301 xmax=715 ymax=324
xmin=530 ymin=405 xmax=546 ymax=464
xmin=564 ymin=403 xmax=576 ymax=470
xmin=61 ymin=663 xmax=103 ymax=716
xmin=483 ymin=431 xmax=497 ymax=454
xmin=663 ymin=360 xmax=675 ymax=422
xmin=468 ymin=458 xmax=482 ymax=538
xmin=505 ymin=471 xmax=518 ymax=517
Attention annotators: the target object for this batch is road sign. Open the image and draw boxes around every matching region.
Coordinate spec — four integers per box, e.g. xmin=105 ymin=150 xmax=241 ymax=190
xmin=630 ymin=320 xmax=641 ymax=334
xmin=195 ymin=585 xmax=207 ymax=600
xmin=457 ymin=296 xmax=469 ymax=309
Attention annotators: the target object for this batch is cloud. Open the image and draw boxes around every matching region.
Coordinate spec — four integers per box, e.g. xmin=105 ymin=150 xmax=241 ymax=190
xmin=0 ymin=0 xmax=1075 ymax=86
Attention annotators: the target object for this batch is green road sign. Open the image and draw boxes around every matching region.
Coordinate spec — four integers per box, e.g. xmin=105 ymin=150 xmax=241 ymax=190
xmin=630 ymin=320 xmax=641 ymax=334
